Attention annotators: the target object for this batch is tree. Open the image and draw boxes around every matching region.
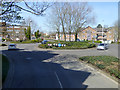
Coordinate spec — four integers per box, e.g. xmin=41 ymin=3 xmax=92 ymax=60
xmin=48 ymin=2 xmax=95 ymax=42
xmin=1 ymin=2 xmax=22 ymax=22
xmin=51 ymin=2 xmax=67 ymax=41
xmin=24 ymin=26 xmax=31 ymax=40
xmin=72 ymin=2 xmax=95 ymax=41
xmin=35 ymin=30 xmax=41 ymax=39
xmin=113 ymin=21 xmax=118 ymax=42
xmin=22 ymin=16 xmax=39 ymax=34
xmin=1 ymin=1 xmax=51 ymax=22
xmin=97 ymin=24 xmax=102 ymax=28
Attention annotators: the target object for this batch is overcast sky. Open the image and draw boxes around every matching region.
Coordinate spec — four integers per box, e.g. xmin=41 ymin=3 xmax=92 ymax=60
xmin=20 ymin=2 xmax=118 ymax=33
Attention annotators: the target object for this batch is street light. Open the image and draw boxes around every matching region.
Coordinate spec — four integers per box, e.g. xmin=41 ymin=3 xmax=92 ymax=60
xmin=29 ymin=20 xmax=32 ymax=40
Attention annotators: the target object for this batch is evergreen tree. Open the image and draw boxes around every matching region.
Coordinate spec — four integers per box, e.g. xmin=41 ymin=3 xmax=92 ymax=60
xmin=35 ymin=30 xmax=41 ymax=39
xmin=24 ymin=26 xmax=31 ymax=40
xmin=97 ymin=24 xmax=102 ymax=28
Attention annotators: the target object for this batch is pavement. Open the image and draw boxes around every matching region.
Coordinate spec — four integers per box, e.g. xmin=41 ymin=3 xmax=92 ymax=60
xmin=1 ymin=43 xmax=119 ymax=88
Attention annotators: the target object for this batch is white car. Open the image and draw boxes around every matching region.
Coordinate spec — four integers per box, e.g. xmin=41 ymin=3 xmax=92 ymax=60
xmin=97 ymin=43 xmax=109 ymax=50
xmin=8 ymin=44 xmax=17 ymax=50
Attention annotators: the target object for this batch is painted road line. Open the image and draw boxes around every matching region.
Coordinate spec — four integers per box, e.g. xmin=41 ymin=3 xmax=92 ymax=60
xmin=54 ymin=72 xmax=63 ymax=89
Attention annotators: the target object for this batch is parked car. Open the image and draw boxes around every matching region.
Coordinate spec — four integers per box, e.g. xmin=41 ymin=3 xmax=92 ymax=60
xmin=97 ymin=43 xmax=109 ymax=50
xmin=41 ymin=40 xmax=48 ymax=44
xmin=77 ymin=39 xmax=80 ymax=42
xmin=8 ymin=44 xmax=17 ymax=50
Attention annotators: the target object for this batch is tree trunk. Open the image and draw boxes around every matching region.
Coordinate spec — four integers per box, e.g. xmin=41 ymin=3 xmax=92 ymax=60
xmin=75 ymin=32 xmax=77 ymax=42
xmin=61 ymin=20 xmax=66 ymax=41
xmin=69 ymin=31 xmax=71 ymax=41
xmin=58 ymin=31 xmax=60 ymax=41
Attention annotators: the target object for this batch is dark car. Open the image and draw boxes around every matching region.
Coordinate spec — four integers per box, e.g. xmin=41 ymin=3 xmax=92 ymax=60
xmin=41 ymin=40 xmax=48 ymax=44
xmin=77 ymin=39 xmax=80 ymax=42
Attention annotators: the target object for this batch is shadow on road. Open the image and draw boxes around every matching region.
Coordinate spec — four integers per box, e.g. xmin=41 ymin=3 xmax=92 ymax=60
xmin=2 ymin=49 xmax=91 ymax=89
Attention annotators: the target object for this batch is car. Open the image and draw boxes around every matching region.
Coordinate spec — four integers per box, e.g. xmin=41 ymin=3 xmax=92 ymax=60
xmin=41 ymin=40 xmax=48 ymax=44
xmin=8 ymin=44 xmax=17 ymax=50
xmin=77 ymin=39 xmax=80 ymax=42
xmin=97 ymin=43 xmax=109 ymax=50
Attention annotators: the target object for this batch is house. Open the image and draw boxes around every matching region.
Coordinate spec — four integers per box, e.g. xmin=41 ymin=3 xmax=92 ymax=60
xmin=56 ymin=26 xmax=115 ymax=42
xmin=0 ymin=22 xmax=27 ymax=41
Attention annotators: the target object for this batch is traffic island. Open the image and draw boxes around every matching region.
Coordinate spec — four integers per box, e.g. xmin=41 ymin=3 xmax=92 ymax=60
xmin=38 ymin=41 xmax=96 ymax=49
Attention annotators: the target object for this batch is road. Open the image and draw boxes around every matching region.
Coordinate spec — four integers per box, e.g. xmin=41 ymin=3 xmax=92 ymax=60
xmin=1 ymin=43 xmax=118 ymax=88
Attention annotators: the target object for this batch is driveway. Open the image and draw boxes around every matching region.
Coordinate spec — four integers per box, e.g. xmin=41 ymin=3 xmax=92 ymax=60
xmin=1 ymin=43 xmax=118 ymax=88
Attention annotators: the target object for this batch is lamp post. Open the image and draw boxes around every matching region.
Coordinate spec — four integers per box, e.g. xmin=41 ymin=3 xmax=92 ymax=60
xmin=29 ymin=20 xmax=32 ymax=40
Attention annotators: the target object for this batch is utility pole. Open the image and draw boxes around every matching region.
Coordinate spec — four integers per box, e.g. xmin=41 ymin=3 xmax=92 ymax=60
xmin=102 ymin=20 xmax=104 ymax=43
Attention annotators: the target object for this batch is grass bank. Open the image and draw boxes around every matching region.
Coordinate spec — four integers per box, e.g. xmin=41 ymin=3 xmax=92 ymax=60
xmin=1 ymin=54 xmax=9 ymax=83
xmin=79 ymin=56 xmax=120 ymax=80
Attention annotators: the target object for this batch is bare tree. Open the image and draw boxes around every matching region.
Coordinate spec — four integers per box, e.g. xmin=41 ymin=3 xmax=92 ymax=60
xmin=47 ymin=3 xmax=61 ymax=41
xmin=113 ymin=20 xmax=118 ymax=42
xmin=1 ymin=1 xmax=52 ymax=22
xmin=72 ymin=2 xmax=95 ymax=41
xmin=48 ymin=2 xmax=95 ymax=42
xmin=22 ymin=16 xmax=39 ymax=34
xmin=51 ymin=2 xmax=67 ymax=41
xmin=64 ymin=3 xmax=74 ymax=41
xmin=1 ymin=1 xmax=51 ymax=16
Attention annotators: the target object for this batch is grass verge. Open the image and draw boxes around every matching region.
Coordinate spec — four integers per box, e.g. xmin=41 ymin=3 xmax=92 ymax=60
xmin=79 ymin=56 xmax=120 ymax=80
xmin=1 ymin=54 xmax=9 ymax=83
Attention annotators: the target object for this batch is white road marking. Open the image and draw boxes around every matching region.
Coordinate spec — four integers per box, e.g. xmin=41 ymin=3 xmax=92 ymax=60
xmin=54 ymin=72 xmax=63 ymax=89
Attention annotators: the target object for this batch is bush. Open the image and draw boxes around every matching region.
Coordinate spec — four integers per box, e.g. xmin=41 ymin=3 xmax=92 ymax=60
xmin=6 ymin=38 xmax=12 ymax=41
xmin=2 ymin=38 xmax=6 ymax=42
xmin=38 ymin=44 xmax=49 ymax=49
xmin=94 ymin=41 xmax=102 ymax=43
xmin=96 ymin=64 xmax=106 ymax=69
xmin=108 ymin=69 xmax=120 ymax=79
xmin=0 ymin=44 xmax=7 ymax=46
xmin=79 ymin=56 xmax=120 ymax=79
xmin=39 ymin=41 xmax=96 ymax=49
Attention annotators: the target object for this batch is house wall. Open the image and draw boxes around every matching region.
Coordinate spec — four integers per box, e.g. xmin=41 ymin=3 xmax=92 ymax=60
xmin=56 ymin=26 xmax=115 ymax=42
xmin=106 ymin=29 xmax=114 ymax=42
xmin=78 ymin=26 xmax=97 ymax=41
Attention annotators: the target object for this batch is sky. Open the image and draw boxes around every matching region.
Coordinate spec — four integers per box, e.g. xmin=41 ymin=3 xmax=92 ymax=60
xmin=20 ymin=2 xmax=118 ymax=33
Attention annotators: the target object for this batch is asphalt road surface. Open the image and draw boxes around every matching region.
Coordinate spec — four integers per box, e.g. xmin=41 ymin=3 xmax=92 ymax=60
xmin=1 ymin=43 xmax=118 ymax=88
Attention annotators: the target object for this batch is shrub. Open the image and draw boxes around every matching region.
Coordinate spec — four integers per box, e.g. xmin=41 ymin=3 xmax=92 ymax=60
xmin=38 ymin=44 xmax=49 ymax=49
xmin=96 ymin=64 xmax=106 ymax=69
xmin=94 ymin=41 xmax=102 ymax=43
xmin=79 ymin=56 xmax=120 ymax=79
xmin=2 ymin=38 xmax=6 ymax=42
xmin=108 ymin=69 xmax=120 ymax=79
xmin=0 ymin=44 xmax=7 ymax=46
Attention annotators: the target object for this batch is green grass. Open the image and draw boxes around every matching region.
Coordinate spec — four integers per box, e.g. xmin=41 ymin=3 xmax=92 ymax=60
xmin=79 ymin=56 xmax=120 ymax=79
xmin=1 ymin=54 xmax=9 ymax=83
